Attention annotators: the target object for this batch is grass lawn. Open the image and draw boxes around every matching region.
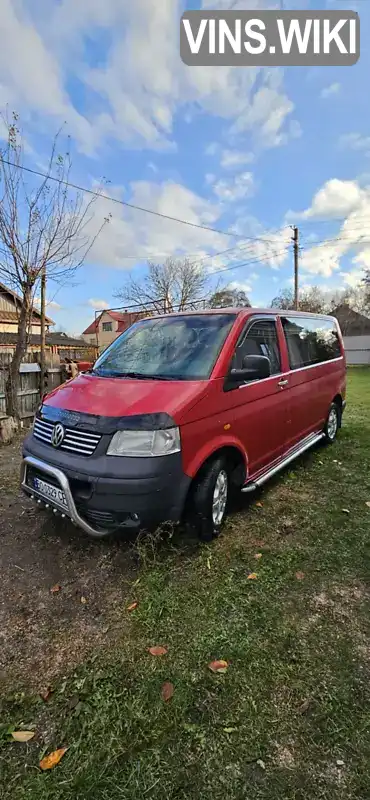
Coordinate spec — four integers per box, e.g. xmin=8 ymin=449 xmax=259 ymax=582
xmin=1 ymin=367 xmax=370 ymax=799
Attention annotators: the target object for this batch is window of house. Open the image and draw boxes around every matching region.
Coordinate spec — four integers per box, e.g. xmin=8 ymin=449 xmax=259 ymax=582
xmin=102 ymin=322 xmax=113 ymax=332
xmin=233 ymin=319 xmax=281 ymax=377
xmin=282 ymin=317 xmax=341 ymax=370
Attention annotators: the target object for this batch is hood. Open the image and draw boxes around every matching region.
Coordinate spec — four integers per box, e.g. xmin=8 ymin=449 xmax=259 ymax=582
xmin=43 ymin=373 xmax=208 ymax=423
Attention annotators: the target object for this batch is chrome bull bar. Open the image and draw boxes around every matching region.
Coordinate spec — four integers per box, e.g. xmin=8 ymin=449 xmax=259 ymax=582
xmin=21 ymin=455 xmax=110 ymax=539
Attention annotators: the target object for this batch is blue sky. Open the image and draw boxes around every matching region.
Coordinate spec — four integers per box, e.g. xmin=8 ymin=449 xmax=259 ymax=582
xmin=1 ymin=0 xmax=370 ymax=334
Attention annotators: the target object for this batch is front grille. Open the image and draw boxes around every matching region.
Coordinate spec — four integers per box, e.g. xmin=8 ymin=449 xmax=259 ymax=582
xmin=33 ymin=417 xmax=101 ymax=457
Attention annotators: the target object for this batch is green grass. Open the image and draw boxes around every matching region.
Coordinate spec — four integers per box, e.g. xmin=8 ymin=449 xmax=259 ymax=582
xmin=1 ymin=367 xmax=370 ymax=799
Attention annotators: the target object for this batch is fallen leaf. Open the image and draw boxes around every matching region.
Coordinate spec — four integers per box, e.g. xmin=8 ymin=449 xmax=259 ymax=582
xmin=161 ymin=682 xmax=174 ymax=702
xmin=50 ymin=584 xmax=61 ymax=594
xmin=318 ymin=460 xmax=324 ymax=466
xmin=255 ymin=502 xmax=263 ymax=508
xmin=39 ymin=687 xmax=53 ymax=703
xmin=80 ymin=596 xmax=87 ymax=604
xmin=206 ymin=556 xmax=212 ymax=570
xmin=247 ymin=573 xmax=258 ymax=580
xmin=256 ymin=759 xmax=266 ymax=770
xmin=298 ymin=698 xmax=311 ymax=714
xmin=223 ymin=727 xmax=238 ymax=733
xmin=11 ymin=730 xmax=35 ymax=742
xmin=295 ymin=571 xmax=305 ymax=581
xmin=333 ymin=460 xmax=338 ymax=464
xmin=39 ymin=748 xmax=68 ymax=771
xmin=254 ymin=553 xmax=263 ymax=561
xmin=67 ymin=694 xmax=80 ymax=711
xmin=208 ymin=660 xmax=229 ymax=674
xmin=336 ymin=759 xmax=345 ymax=767
xmin=366 ymin=502 xmax=370 ymax=509
xmin=342 ymin=509 xmax=350 ymax=515
xmin=148 ymin=646 xmax=168 ymax=656
xmin=127 ymin=602 xmax=138 ymax=612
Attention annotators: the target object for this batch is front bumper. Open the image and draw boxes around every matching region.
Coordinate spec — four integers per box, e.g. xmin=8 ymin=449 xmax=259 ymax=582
xmin=21 ymin=437 xmax=191 ymax=538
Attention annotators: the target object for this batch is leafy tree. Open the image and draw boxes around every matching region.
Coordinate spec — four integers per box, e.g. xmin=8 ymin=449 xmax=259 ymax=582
xmin=209 ymin=287 xmax=251 ymax=308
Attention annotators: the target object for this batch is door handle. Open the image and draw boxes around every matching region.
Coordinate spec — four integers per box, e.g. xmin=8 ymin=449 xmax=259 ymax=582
xmin=278 ymin=378 xmax=289 ymax=388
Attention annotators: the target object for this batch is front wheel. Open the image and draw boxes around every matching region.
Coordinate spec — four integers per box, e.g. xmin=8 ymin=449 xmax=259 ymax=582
xmin=189 ymin=457 xmax=229 ymax=542
xmin=324 ymin=402 xmax=340 ymax=443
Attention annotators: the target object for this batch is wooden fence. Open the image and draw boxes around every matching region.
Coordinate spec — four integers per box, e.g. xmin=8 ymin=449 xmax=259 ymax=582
xmin=0 ymin=357 xmax=63 ymax=419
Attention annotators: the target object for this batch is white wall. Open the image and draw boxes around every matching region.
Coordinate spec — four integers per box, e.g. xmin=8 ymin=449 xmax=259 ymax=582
xmin=343 ymin=335 xmax=370 ymax=365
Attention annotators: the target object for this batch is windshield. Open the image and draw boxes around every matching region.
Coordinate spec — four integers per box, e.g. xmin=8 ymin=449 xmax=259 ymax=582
xmin=93 ymin=314 xmax=236 ymax=380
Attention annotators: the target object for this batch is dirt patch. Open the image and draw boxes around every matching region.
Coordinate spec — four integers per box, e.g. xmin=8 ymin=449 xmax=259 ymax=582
xmin=0 ymin=435 xmax=138 ymax=692
xmin=273 ymin=743 xmax=296 ymax=770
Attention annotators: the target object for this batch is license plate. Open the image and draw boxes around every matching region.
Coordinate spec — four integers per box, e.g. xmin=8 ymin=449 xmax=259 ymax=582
xmin=33 ymin=477 xmax=68 ymax=510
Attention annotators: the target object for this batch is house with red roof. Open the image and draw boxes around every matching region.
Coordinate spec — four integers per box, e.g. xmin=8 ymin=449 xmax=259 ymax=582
xmin=82 ymin=309 xmax=147 ymax=349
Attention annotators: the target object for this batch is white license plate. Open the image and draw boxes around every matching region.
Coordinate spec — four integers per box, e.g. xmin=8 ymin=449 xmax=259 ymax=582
xmin=33 ymin=477 xmax=68 ymax=510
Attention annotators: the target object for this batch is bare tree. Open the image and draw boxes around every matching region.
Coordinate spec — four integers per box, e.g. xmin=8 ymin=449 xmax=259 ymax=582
xmin=329 ymin=285 xmax=370 ymax=316
xmin=115 ymin=257 xmax=212 ymax=313
xmin=271 ymin=286 xmax=327 ymax=314
xmin=0 ymin=112 xmax=109 ymax=418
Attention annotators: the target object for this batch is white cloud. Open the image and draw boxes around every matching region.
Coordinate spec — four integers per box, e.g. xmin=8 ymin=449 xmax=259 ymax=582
xmin=34 ymin=297 xmax=62 ymax=311
xmin=0 ymin=0 xmax=297 ymax=154
xmin=220 ymin=149 xmax=255 ymax=169
xmin=339 ymin=267 xmax=367 ymax=287
xmin=205 ymin=142 xmax=219 ymax=157
xmin=0 ymin=0 xmax=97 ymax=154
xmin=86 ymin=178 xmax=227 ymax=270
xmin=292 ymin=178 xmax=370 ymax=277
xmin=231 ymin=81 xmax=296 ymax=148
xmin=320 ymin=82 xmax=341 ymax=99
xmin=352 ymin=249 xmax=370 ymax=270
xmin=213 ymin=172 xmax=254 ymax=202
xmin=228 ymin=280 xmax=252 ymax=294
xmin=87 ymin=298 xmax=110 ymax=310
xmin=339 ymin=132 xmax=370 ymax=158
xmin=295 ymin=179 xmax=364 ymax=219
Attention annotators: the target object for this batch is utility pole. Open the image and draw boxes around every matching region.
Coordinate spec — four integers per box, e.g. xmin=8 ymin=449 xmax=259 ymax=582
xmin=293 ymin=226 xmax=299 ymax=310
xmin=40 ymin=264 xmax=46 ymax=397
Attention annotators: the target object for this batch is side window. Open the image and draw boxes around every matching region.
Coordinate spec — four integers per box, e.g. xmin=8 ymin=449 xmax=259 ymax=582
xmin=282 ymin=317 xmax=341 ymax=370
xmin=233 ymin=319 xmax=281 ymax=377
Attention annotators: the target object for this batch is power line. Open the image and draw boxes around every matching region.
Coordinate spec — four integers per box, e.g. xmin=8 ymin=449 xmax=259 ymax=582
xmin=290 ymin=213 xmax=370 ymax=227
xmin=301 ymin=233 xmax=370 ymax=250
xmin=300 ymin=226 xmax=370 ymax=245
xmin=0 ymin=157 xmax=289 ymax=246
xmin=205 ymin=248 xmax=289 ymax=279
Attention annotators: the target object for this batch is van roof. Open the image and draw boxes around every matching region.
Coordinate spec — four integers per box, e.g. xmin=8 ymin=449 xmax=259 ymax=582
xmin=138 ymin=307 xmax=337 ymax=322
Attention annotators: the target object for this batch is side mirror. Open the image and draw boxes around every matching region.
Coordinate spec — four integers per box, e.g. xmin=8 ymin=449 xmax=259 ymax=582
xmin=229 ymin=354 xmax=271 ymax=383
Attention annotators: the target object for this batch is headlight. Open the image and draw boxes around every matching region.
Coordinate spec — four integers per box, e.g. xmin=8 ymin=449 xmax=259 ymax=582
xmin=107 ymin=427 xmax=181 ymax=457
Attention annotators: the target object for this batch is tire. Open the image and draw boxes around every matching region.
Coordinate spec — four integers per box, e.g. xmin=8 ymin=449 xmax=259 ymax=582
xmin=189 ymin=457 xmax=230 ymax=542
xmin=323 ymin=402 xmax=340 ymax=443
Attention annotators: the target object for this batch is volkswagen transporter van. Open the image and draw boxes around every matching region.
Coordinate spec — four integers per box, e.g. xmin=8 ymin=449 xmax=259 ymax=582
xmin=21 ymin=309 xmax=346 ymax=540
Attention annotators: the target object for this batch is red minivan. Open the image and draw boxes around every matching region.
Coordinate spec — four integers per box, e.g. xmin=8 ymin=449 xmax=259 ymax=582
xmin=21 ymin=309 xmax=346 ymax=540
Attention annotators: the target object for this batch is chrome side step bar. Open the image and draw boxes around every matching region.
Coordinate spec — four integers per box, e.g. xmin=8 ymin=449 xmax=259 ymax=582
xmin=241 ymin=433 xmax=325 ymax=494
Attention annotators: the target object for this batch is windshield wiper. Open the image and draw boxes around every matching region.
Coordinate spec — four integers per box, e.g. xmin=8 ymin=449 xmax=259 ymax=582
xmin=88 ymin=370 xmax=182 ymax=380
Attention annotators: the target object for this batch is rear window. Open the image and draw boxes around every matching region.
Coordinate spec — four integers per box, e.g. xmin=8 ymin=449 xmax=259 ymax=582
xmin=282 ymin=316 xmax=341 ymax=370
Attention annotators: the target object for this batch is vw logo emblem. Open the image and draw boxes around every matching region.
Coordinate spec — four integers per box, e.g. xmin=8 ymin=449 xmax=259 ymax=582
xmin=51 ymin=423 xmax=65 ymax=448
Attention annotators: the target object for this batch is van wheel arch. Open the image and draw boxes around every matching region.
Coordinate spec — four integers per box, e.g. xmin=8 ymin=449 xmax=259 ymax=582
xmin=183 ymin=446 xmax=246 ymax=521
xmin=332 ymin=394 xmax=343 ymax=427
